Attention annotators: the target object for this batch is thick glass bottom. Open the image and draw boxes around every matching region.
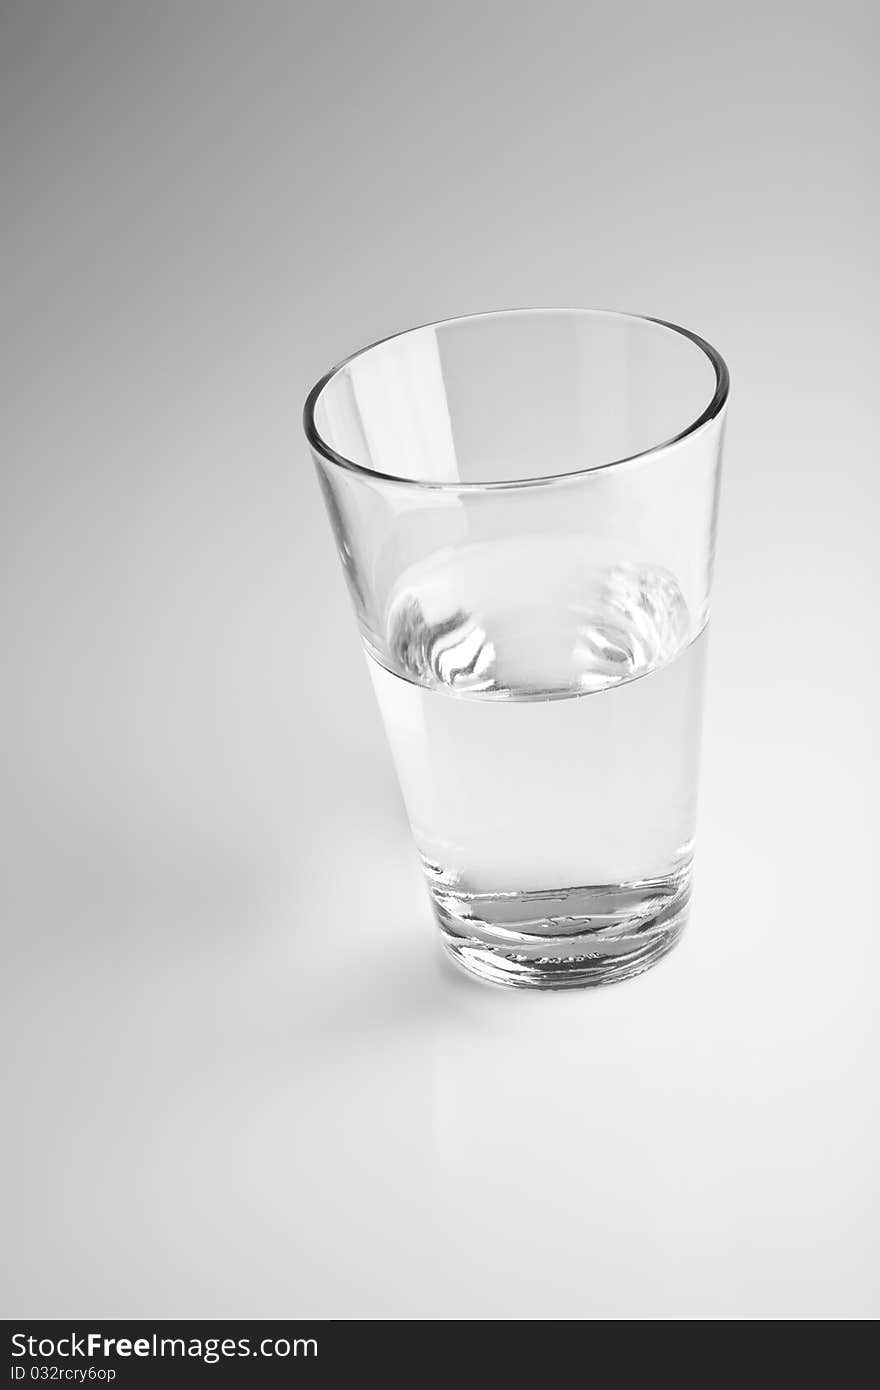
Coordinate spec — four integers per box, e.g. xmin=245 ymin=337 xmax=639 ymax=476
xmin=432 ymin=870 xmax=690 ymax=990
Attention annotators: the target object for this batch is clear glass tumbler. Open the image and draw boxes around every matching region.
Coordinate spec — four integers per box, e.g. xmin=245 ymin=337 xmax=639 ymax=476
xmin=304 ymin=309 xmax=729 ymax=989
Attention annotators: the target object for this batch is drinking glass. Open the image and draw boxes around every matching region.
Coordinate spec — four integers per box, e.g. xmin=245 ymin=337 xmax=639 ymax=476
xmin=304 ymin=309 xmax=729 ymax=988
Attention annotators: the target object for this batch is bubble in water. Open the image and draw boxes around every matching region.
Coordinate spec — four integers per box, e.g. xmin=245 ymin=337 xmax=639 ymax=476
xmin=383 ymin=537 xmax=691 ymax=700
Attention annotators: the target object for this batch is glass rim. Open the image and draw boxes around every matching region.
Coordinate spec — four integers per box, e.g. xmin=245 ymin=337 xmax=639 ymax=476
xmin=303 ymin=306 xmax=730 ymax=492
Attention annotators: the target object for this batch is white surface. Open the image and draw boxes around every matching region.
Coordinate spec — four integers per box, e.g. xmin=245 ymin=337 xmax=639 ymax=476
xmin=3 ymin=1 xmax=878 ymax=1318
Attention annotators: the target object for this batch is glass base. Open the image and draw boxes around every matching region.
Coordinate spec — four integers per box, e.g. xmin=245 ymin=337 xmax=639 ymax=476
xmin=432 ymin=870 xmax=691 ymax=990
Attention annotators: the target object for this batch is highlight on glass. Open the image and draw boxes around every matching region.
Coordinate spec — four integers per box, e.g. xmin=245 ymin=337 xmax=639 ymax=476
xmin=304 ymin=309 xmax=729 ymax=989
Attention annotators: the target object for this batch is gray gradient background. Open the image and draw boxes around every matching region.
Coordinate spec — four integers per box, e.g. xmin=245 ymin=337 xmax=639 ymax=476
xmin=3 ymin=0 xmax=878 ymax=1319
